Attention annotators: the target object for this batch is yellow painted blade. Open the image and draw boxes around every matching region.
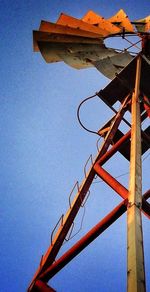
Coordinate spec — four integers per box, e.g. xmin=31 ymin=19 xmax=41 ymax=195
xmin=57 ymin=13 xmax=108 ymax=36
xmin=82 ymin=10 xmax=121 ymax=34
xmin=39 ymin=20 xmax=104 ymax=39
xmin=134 ymin=15 xmax=150 ymax=32
xmin=33 ymin=30 xmax=102 ymax=52
xmin=108 ymin=9 xmax=134 ymax=32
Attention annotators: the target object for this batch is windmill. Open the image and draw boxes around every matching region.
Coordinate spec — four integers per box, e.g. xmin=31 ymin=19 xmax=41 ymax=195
xmin=28 ymin=9 xmax=150 ymax=292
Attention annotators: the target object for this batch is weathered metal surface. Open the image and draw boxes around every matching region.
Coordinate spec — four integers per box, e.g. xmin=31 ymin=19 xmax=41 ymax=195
xmin=93 ymin=51 xmax=133 ymax=79
xmin=127 ymin=56 xmax=146 ymax=292
xmin=36 ymin=39 xmax=132 ymax=73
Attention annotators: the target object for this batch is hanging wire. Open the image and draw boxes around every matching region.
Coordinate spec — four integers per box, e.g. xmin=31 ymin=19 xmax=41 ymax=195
xmin=93 ymin=171 xmax=129 ymax=184
xmin=63 ymin=205 xmax=86 ymax=244
xmin=67 ymin=205 xmax=86 ymax=241
xmin=142 ymin=150 xmax=150 ymax=162
xmin=93 ymin=151 xmax=150 ymax=186
xmin=108 ymin=47 xmax=138 ymax=55
xmin=77 ymin=93 xmax=100 ymax=136
xmin=123 ymin=37 xmax=141 ymax=50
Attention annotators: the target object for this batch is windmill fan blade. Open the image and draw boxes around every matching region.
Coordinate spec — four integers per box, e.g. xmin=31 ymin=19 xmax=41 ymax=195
xmin=33 ymin=10 xmax=150 ymax=79
xmin=82 ymin=10 xmax=121 ymax=34
xmin=108 ymin=9 xmax=134 ymax=32
xmin=39 ymin=20 xmax=103 ymax=39
xmin=56 ymin=13 xmax=108 ymax=36
xmin=92 ymin=51 xmax=133 ymax=79
xmin=37 ymin=42 xmax=119 ymax=69
xmin=134 ymin=15 xmax=150 ymax=33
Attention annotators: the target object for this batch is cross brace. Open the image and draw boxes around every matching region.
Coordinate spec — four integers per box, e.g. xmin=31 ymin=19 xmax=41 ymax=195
xmin=28 ymin=55 xmax=150 ymax=292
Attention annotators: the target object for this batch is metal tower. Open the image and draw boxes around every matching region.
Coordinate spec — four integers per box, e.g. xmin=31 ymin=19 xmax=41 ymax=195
xmin=28 ymin=10 xmax=150 ymax=292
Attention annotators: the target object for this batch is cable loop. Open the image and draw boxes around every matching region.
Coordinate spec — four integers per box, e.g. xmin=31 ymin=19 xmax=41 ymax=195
xmin=77 ymin=93 xmax=100 ymax=136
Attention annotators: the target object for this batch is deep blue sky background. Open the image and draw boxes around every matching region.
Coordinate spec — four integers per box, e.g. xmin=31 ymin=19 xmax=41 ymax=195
xmin=0 ymin=1 xmax=150 ymax=291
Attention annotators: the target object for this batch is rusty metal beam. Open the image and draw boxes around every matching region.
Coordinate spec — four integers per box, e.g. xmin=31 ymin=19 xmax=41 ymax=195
xmin=127 ymin=55 xmax=146 ymax=292
xmin=38 ymin=199 xmax=128 ymax=283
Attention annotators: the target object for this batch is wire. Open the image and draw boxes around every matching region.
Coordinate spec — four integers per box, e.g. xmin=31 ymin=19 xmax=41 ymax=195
xmin=108 ymin=47 xmax=138 ymax=55
xmin=77 ymin=93 xmax=100 ymax=136
xmin=143 ymin=150 xmax=150 ymax=162
xmin=93 ymin=151 xmax=150 ymax=185
xmin=63 ymin=205 xmax=86 ymax=244
xmin=93 ymin=171 xmax=129 ymax=184
xmin=68 ymin=205 xmax=86 ymax=241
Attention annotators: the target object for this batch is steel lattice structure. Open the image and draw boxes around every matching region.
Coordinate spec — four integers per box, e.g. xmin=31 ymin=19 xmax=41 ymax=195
xmin=28 ymin=10 xmax=150 ymax=292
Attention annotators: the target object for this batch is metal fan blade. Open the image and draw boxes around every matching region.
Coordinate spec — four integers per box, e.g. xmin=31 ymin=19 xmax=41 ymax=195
xmin=33 ymin=30 xmax=102 ymax=52
xmin=33 ymin=10 xmax=150 ymax=77
xmin=39 ymin=20 xmax=104 ymax=39
xmin=93 ymin=51 xmax=133 ymax=79
xmin=108 ymin=9 xmax=134 ymax=32
xmin=37 ymin=38 xmax=132 ymax=77
xmin=56 ymin=13 xmax=108 ymax=36
xmin=37 ymin=41 xmax=117 ymax=67
xmin=82 ymin=10 xmax=121 ymax=34
xmin=134 ymin=15 xmax=150 ymax=33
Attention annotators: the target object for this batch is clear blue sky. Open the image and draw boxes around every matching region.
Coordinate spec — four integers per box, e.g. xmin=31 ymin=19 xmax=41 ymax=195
xmin=0 ymin=1 xmax=150 ymax=291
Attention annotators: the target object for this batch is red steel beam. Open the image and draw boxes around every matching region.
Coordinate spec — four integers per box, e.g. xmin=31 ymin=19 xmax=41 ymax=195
xmin=36 ymin=190 xmax=149 ymax=284
xmin=142 ymin=189 xmax=150 ymax=218
xmin=93 ymin=164 xmax=128 ymax=199
xmin=29 ymin=127 xmax=149 ymax=290
xmin=97 ymin=129 xmax=149 ymax=167
xmin=98 ymin=130 xmax=131 ymax=165
xmin=141 ymin=130 xmax=150 ymax=148
xmin=35 ymin=189 xmax=149 ymax=285
xmin=143 ymin=189 xmax=150 ymax=200
xmin=38 ymin=199 xmax=128 ymax=282
xmin=94 ymin=164 xmax=150 ymax=218
xmin=33 ymin=280 xmax=56 ymax=292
